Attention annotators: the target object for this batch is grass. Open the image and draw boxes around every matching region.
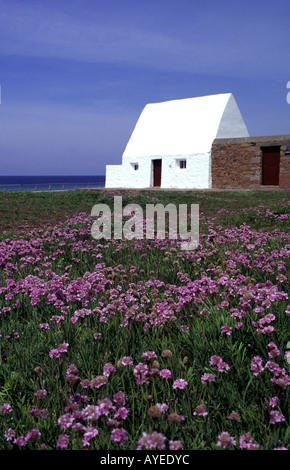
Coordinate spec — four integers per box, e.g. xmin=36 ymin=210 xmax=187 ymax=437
xmin=0 ymin=189 xmax=289 ymax=450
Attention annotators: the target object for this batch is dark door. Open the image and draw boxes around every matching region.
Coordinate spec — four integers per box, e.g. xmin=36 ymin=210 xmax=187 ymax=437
xmin=153 ymin=159 xmax=162 ymax=187
xmin=262 ymin=146 xmax=280 ymax=185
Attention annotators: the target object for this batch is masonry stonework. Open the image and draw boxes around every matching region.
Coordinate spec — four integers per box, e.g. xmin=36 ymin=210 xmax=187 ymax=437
xmin=211 ymin=135 xmax=290 ymax=190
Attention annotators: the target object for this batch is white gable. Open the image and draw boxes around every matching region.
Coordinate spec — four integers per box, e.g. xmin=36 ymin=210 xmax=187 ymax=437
xmin=105 ymin=93 xmax=249 ymax=189
xmin=122 ymin=93 xmax=249 ymax=159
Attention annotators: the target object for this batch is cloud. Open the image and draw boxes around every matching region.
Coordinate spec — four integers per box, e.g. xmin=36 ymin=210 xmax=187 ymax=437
xmin=0 ymin=0 xmax=288 ymax=80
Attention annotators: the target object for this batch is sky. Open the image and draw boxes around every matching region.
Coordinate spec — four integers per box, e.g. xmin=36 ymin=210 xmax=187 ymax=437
xmin=0 ymin=0 xmax=290 ymax=176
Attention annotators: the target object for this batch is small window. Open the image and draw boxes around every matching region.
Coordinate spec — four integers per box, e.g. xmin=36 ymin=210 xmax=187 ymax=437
xmin=179 ymin=160 xmax=186 ymax=169
xmin=131 ymin=163 xmax=139 ymax=171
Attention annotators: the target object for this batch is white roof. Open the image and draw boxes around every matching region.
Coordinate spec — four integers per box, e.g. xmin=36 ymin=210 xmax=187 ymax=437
xmin=123 ymin=93 xmax=249 ymax=158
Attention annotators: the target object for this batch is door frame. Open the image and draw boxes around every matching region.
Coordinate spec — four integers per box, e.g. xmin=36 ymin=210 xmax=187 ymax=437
xmin=261 ymin=146 xmax=280 ymax=186
xmin=152 ymin=159 xmax=162 ymax=187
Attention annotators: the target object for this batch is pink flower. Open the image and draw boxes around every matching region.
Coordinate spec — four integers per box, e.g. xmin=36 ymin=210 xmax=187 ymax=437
xmin=58 ymin=413 xmax=75 ymax=429
xmin=227 ymin=411 xmax=241 ymax=422
xmin=137 ymin=431 xmax=166 ymax=450
xmin=270 ymin=410 xmax=285 ymax=424
xmin=216 ymin=432 xmax=236 ymax=448
xmin=90 ymin=376 xmax=108 ymax=389
xmin=113 ymin=391 xmax=127 ymax=406
xmin=269 ymin=396 xmax=279 ymax=408
xmin=193 ymin=404 xmax=208 ymax=417
xmin=220 ymin=325 xmax=232 ymax=336
xmin=201 ymin=373 xmax=215 ymax=384
xmin=25 ymin=429 xmax=41 ymax=442
xmin=239 ymin=432 xmax=259 ymax=450
xmin=4 ymin=428 xmax=16 ymax=441
xmin=56 ymin=434 xmax=69 ymax=449
xmin=13 ymin=436 xmax=27 ymax=447
xmin=200 ymin=309 xmax=210 ymax=316
xmin=0 ymin=403 xmax=13 ymax=414
xmin=82 ymin=426 xmax=99 ymax=447
xmin=251 ymin=356 xmax=264 ymax=376
xmin=114 ymin=407 xmax=129 ymax=420
xmin=103 ymin=364 xmax=116 ymax=377
xmin=159 ymin=369 xmax=172 ymax=379
xmin=268 ymin=342 xmax=280 ymax=358
xmin=169 ymin=440 xmax=183 ymax=450
xmin=210 ymin=355 xmax=230 ymax=373
xmin=142 ymin=351 xmax=157 ymax=362
xmin=121 ymin=356 xmax=134 ymax=366
xmin=34 ymin=389 xmax=47 ymax=399
xmin=111 ymin=428 xmax=128 ymax=445
xmin=172 ymin=378 xmax=188 ymax=390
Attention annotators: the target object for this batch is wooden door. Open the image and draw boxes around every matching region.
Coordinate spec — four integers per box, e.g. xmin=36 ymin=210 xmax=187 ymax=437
xmin=153 ymin=159 xmax=162 ymax=187
xmin=262 ymin=147 xmax=280 ymax=185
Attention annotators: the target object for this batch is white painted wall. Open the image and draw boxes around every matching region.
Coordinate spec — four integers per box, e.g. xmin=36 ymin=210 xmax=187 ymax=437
xmin=105 ymin=93 xmax=249 ymax=189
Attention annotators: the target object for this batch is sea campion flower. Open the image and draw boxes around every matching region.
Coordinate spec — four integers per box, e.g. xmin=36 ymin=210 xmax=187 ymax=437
xmin=103 ymin=363 xmax=116 ymax=377
xmin=227 ymin=411 xmax=241 ymax=422
xmin=200 ymin=308 xmax=210 ymax=316
xmin=220 ymin=326 xmax=232 ymax=336
xmin=270 ymin=410 xmax=286 ymax=424
xmin=111 ymin=428 xmax=128 ymax=445
xmin=193 ymin=404 xmax=208 ymax=417
xmin=82 ymin=426 xmax=99 ymax=447
xmin=13 ymin=436 xmax=27 ymax=447
xmin=119 ymin=356 xmax=134 ymax=367
xmin=114 ymin=407 xmax=129 ymax=420
xmin=169 ymin=440 xmax=183 ymax=450
xmin=167 ymin=412 xmax=185 ymax=424
xmin=216 ymin=432 xmax=236 ymax=448
xmin=269 ymin=397 xmax=279 ymax=408
xmin=34 ymin=389 xmax=47 ymax=400
xmin=251 ymin=356 xmax=264 ymax=376
xmin=90 ymin=376 xmax=108 ymax=389
xmin=159 ymin=369 xmax=172 ymax=379
xmin=49 ymin=342 xmax=68 ymax=359
xmin=172 ymin=378 xmax=188 ymax=390
xmin=239 ymin=432 xmax=259 ymax=450
xmin=271 ymin=375 xmax=290 ymax=389
xmin=133 ymin=363 xmax=149 ymax=385
xmin=142 ymin=351 xmax=157 ymax=362
xmin=210 ymin=355 xmax=230 ymax=373
xmin=148 ymin=403 xmax=168 ymax=418
xmin=56 ymin=434 xmax=69 ymax=449
xmin=268 ymin=342 xmax=280 ymax=358
xmin=4 ymin=428 xmax=16 ymax=442
xmin=113 ymin=391 xmax=127 ymax=406
xmin=0 ymin=403 xmax=13 ymax=414
xmin=98 ymin=398 xmax=115 ymax=417
xmin=137 ymin=431 xmax=167 ymax=450
xmin=81 ymin=405 xmax=101 ymax=423
xmin=25 ymin=429 xmax=41 ymax=442
xmin=58 ymin=413 xmax=75 ymax=430
xmin=201 ymin=373 xmax=215 ymax=384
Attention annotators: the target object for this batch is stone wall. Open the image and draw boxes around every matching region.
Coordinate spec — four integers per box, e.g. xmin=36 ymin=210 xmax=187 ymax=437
xmin=211 ymin=135 xmax=290 ymax=189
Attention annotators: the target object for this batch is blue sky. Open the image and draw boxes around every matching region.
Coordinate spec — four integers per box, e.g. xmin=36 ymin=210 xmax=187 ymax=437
xmin=0 ymin=0 xmax=289 ymax=175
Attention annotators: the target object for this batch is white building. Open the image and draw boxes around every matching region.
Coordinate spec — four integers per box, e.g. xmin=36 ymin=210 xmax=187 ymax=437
xmin=105 ymin=93 xmax=249 ymax=189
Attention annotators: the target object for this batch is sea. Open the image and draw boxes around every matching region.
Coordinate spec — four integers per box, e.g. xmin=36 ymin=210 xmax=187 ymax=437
xmin=0 ymin=175 xmax=105 ymax=192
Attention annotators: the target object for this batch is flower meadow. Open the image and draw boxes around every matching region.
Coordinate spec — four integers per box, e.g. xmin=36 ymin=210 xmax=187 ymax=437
xmin=0 ymin=190 xmax=289 ymax=451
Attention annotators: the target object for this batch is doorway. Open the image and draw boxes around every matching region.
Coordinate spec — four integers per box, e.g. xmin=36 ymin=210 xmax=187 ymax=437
xmin=152 ymin=159 xmax=162 ymax=187
xmin=262 ymin=146 xmax=280 ymax=185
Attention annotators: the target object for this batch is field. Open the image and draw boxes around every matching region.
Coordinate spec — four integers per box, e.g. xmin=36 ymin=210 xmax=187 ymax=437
xmin=0 ymin=189 xmax=289 ymax=451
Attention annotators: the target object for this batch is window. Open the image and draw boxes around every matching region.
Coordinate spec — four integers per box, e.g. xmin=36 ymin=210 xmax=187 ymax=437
xmin=131 ymin=163 xmax=139 ymax=171
xmin=179 ymin=160 xmax=187 ymax=169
